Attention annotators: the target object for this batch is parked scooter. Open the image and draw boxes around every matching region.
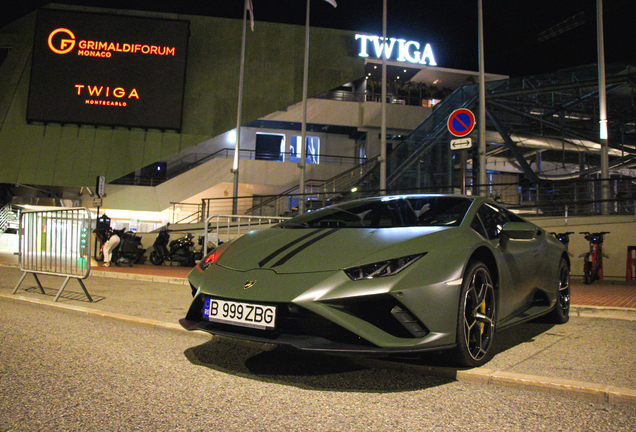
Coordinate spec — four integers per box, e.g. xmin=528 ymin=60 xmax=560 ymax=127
xmin=149 ymin=225 xmax=202 ymax=266
xmin=94 ymin=228 xmax=146 ymax=267
xmin=117 ymin=230 xmax=147 ymax=266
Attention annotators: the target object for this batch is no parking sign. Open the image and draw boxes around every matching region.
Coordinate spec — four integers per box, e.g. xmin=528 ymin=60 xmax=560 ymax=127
xmin=447 ymin=108 xmax=476 ymax=137
xmin=447 ymin=108 xmax=475 ymax=195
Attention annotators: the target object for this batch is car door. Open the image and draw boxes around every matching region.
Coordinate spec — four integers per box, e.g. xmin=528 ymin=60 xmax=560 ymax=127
xmin=473 ymin=203 xmax=542 ymax=320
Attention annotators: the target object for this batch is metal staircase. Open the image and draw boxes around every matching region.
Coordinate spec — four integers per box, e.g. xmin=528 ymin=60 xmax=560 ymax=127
xmin=0 ymin=203 xmax=19 ymax=235
xmin=353 ymin=83 xmax=485 ymax=193
xmin=354 ymin=63 xmax=636 ymax=197
xmin=245 ymin=156 xmax=380 ymax=216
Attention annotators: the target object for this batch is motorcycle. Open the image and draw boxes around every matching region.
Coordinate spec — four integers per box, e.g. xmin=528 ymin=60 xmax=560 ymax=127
xmin=149 ymin=225 xmax=202 ymax=266
xmin=94 ymin=228 xmax=146 ymax=267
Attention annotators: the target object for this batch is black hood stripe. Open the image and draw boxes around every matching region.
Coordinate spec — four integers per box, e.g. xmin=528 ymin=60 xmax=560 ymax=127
xmin=258 ymin=229 xmax=325 ymax=268
xmin=270 ymin=228 xmax=340 ymax=268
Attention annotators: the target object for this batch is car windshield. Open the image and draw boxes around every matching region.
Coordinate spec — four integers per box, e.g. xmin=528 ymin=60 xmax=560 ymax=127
xmin=277 ymin=196 xmax=473 ymax=229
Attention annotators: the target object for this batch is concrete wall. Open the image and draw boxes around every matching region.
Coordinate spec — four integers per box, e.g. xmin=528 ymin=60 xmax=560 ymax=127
xmin=362 ymin=101 xmax=432 ymax=130
xmin=264 ymin=98 xmax=433 ymax=132
xmin=260 ymin=98 xmax=433 ymax=161
xmin=91 ymin=156 xmax=348 ymax=212
xmin=264 ymin=99 xmax=362 ymax=127
xmin=531 ymin=215 xmax=636 ymax=280
xmin=0 ymin=232 xmax=18 ymax=252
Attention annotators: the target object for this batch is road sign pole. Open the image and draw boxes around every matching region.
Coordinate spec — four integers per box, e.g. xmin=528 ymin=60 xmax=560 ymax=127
xmin=448 ymin=111 xmax=475 ymax=196
xmin=94 ymin=205 xmax=100 ymax=260
xmin=461 ymin=150 xmax=467 ymax=195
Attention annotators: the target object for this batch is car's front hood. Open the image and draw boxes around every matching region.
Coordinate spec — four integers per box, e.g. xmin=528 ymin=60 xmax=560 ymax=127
xmin=216 ymin=227 xmax=448 ymax=273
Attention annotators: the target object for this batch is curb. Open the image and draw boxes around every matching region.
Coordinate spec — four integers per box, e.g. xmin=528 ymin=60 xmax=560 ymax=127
xmin=2 ymin=291 xmax=636 ymax=407
xmin=571 ymin=304 xmax=636 ymax=321
xmin=0 ymin=262 xmax=189 ymax=286
xmin=0 ymin=293 xmax=191 ymax=333
xmin=90 ymin=269 xmax=190 ymax=286
xmin=355 ymin=358 xmax=636 ymax=408
xmin=456 ymin=368 xmax=636 ymax=407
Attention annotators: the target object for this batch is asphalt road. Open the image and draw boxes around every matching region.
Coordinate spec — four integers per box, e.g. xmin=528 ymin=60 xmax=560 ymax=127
xmin=1 ymin=298 xmax=635 ymax=432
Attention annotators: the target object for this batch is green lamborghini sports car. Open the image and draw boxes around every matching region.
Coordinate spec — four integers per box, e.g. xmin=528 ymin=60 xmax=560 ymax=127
xmin=180 ymin=195 xmax=570 ymax=367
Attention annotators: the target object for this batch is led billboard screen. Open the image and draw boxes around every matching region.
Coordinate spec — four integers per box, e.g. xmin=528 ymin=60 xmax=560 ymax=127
xmin=27 ymin=9 xmax=189 ymax=131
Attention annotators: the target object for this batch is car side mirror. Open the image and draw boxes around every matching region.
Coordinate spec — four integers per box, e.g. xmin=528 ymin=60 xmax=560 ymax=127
xmin=500 ymin=222 xmax=538 ymax=249
xmin=502 ymin=222 xmax=537 ymax=239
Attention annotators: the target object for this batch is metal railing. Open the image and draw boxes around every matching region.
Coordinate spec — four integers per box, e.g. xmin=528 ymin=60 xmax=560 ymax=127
xmin=0 ymin=203 xmax=18 ymax=235
xmin=313 ymin=89 xmax=449 ymax=106
xmin=242 ymin=156 xmax=380 ymax=217
xmin=314 ymin=90 xmax=366 ymax=103
xmin=347 ymin=177 xmax=636 ymax=218
xmin=203 ymin=215 xmax=291 ymax=256
xmin=112 ymin=149 xmax=368 ymax=187
xmin=12 ymin=208 xmax=93 ymax=302
xmin=169 ymin=202 xmax=203 ymax=224
xmin=161 ymin=156 xmax=381 ymax=223
xmin=169 ymin=177 xmax=636 ymax=230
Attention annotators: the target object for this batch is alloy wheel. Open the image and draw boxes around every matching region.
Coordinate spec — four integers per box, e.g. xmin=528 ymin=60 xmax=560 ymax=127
xmin=463 ymin=266 xmax=495 ymax=362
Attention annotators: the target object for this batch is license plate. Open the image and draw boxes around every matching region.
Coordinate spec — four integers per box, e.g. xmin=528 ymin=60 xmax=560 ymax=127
xmin=203 ymin=298 xmax=276 ymax=330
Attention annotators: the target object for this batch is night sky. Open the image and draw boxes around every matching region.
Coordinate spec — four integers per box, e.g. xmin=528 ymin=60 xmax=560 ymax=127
xmin=3 ymin=0 xmax=635 ymax=77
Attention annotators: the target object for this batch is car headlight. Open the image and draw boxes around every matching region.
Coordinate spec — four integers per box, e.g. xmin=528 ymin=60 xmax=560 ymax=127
xmin=343 ymin=253 xmax=426 ymax=281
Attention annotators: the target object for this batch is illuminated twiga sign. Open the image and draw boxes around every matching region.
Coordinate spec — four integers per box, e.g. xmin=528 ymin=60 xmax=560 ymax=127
xmin=355 ymin=34 xmax=437 ymax=66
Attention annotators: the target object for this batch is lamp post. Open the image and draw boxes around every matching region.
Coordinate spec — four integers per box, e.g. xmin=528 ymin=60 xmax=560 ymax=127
xmin=597 ymin=0 xmax=609 ymax=215
xmin=298 ymin=0 xmax=337 ymax=213
xmin=232 ymin=0 xmax=250 ymax=216
xmin=380 ymin=0 xmax=388 ymax=194
xmin=477 ymin=0 xmax=487 ymax=196
xmin=299 ymin=0 xmax=311 ymax=215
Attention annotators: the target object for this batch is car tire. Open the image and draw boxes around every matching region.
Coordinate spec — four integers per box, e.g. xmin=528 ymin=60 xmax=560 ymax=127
xmin=543 ymin=258 xmax=570 ymax=324
xmin=149 ymin=251 xmax=163 ymax=266
xmin=451 ymin=260 xmax=496 ymax=368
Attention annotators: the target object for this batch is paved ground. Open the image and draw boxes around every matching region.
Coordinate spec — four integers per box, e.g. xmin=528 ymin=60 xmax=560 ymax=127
xmin=3 ymin=299 xmax=636 ymax=432
xmin=1 ymin=251 xmax=636 ymax=407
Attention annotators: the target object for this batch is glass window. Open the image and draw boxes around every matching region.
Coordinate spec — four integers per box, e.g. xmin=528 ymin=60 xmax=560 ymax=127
xmin=475 ymin=203 xmax=510 ymax=240
xmin=290 ymin=135 xmax=320 ymax=164
xmin=470 ymin=214 xmax=487 ymax=238
xmin=255 ymin=133 xmax=285 ymax=161
xmin=277 ymin=196 xmax=473 ymax=229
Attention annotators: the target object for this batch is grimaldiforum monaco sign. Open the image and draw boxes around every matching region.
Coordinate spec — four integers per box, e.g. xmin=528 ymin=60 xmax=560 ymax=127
xmin=355 ymin=34 xmax=437 ymax=66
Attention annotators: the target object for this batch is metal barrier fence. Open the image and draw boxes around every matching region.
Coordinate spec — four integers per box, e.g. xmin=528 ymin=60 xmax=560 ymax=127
xmin=12 ymin=208 xmax=93 ymax=302
xmin=203 ymin=215 xmax=291 ymax=256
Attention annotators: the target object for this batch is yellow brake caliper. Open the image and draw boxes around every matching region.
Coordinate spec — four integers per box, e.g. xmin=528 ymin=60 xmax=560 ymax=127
xmin=478 ymin=299 xmax=486 ymax=334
